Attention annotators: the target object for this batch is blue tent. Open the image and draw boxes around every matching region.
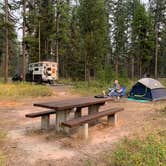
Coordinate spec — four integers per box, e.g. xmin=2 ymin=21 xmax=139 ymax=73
xmin=129 ymin=78 xmax=166 ymax=101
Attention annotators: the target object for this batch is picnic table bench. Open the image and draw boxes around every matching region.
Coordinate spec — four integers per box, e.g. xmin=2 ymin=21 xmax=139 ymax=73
xmin=25 ymin=97 xmax=124 ymax=139
xmin=25 ymin=110 xmax=56 ymax=130
xmin=62 ymin=107 xmax=124 ymax=139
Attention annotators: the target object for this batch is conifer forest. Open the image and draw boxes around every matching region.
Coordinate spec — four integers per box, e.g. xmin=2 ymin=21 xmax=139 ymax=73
xmin=0 ymin=0 xmax=166 ymax=82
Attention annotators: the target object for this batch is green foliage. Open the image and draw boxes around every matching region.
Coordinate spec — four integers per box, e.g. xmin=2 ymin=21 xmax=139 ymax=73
xmin=1 ymin=0 xmax=166 ymax=81
xmin=58 ymin=1 xmax=72 ymax=77
xmin=0 ymin=1 xmax=18 ymax=76
xmin=106 ymin=132 xmax=166 ymax=166
xmin=26 ymin=0 xmax=56 ymax=62
xmin=0 ymin=82 xmax=53 ymax=98
xmin=132 ymin=0 xmax=154 ymax=75
xmin=78 ymin=0 xmax=108 ymax=80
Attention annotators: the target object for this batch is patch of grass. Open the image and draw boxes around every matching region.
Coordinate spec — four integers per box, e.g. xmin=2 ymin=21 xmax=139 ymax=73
xmin=0 ymin=132 xmax=6 ymax=166
xmin=84 ymin=160 xmax=95 ymax=166
xmin=72 ymin=81 xmax=109 ymax=96
xmin=161 ymin=106 xmax=166 ymax=116
xmin=0 ymin=132 xmax=6 ymax=141
xmin=0 ymin=82 xmax=53 ymax=98
xmin=58 ymin=78 xmax=74 ymax=85
xmin=0 ymin=152 xmax=6 ymax=166
xmin=67 ymin=79 xmax=132 ymax=96
xmin=105 ymin=132 xmax=166 ymax=166
xmin=159 ymin=78 xmax=166 ymax=87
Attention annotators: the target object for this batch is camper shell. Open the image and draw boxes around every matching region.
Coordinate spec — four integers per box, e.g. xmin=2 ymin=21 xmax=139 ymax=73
xmin=26 ymin=61 xmax=58 ymax=84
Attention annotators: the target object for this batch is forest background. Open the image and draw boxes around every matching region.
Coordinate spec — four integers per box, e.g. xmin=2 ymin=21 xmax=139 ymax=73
xmin=0 ymin=0 xmax=166 ymax=84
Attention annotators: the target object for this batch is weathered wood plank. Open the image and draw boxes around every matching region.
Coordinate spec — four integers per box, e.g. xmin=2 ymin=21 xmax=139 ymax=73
xmin=33 ymin=97 xmax=114 ymax=111
xmin=25 ymin=110 xmax=56 ymax=118
xmin=62 ymin=107 xmax=124 ymax=128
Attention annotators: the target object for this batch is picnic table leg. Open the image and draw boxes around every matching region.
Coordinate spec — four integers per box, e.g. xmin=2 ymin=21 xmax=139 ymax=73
xmin=88 ymin=105 xmax=100 ymax=125
xmin=108 ymin=113 xmax=118 ymax=126
xmin=75 ymin=107 xmax=82 ymax=118
xmin=56 ymin=110 xmax=71 ymax=132
xmin=78 ymin=123 xmax=88 ymax=140
xmin=41 ymin=115 xmax=50 ymax=130
xmin=88 ymin=104 xmax=100 ymax=114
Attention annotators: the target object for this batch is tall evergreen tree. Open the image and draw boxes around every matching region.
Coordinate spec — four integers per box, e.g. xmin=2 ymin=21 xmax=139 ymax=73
xmin=132 ymin=0 xmax=153 ymax=77
xmin=149 ymin=0 xmax=166 ymax=78
xmin=4 ymin=0 xmax=9 ymax=82
xmin=22 ymin=0 xmax=26 ymax=80
xmin=78 ymin=0 xmax=108 ymax=81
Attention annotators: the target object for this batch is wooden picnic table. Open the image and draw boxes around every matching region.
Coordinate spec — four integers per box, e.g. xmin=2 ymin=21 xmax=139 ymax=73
xmin=33 ymin=97 xmax=114 ymax=131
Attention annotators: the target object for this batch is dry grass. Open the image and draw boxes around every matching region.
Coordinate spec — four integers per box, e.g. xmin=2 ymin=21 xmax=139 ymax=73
xmin=0 ymin=132 xmax=7 ymax=166
xmin=0 ymin=82 xmax=53 ymax=99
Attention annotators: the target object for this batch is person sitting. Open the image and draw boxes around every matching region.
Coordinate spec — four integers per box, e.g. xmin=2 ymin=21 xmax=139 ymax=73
xmin=108 ymin=80 xmax=121 ymax=96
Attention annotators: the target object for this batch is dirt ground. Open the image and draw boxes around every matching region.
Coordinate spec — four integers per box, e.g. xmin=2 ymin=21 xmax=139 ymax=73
xmin=0 ymin=86 xmax=166 ymax=166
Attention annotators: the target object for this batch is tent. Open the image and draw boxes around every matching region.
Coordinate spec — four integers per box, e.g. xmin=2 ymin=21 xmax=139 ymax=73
xmin=129 ymin=78 xmax=166 ymax=101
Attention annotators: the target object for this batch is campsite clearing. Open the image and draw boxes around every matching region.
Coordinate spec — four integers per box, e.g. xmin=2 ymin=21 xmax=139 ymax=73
xmin=0 ymin=86 xmax=165 ymax=166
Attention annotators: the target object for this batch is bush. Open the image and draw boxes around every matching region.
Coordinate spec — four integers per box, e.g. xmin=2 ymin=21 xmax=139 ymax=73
xmin=106 ymin=132 xmax=166 ymax=166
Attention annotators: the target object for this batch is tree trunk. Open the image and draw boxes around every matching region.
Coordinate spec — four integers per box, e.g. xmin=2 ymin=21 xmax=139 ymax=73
xmin=115 ymin=48 xmax=119 ymax=78
xmin=22 ymin=0 xmax=26 ymax=81
xmin=56 ymin=0 xmax=60 ymax=79
xmin=84 ymin=50 xmax=89 ymax=82
xmin=38 ymin=0 xmax=41 ymax=61
xmin=38 ymin=20 xmax=41 ymax=61
xmin=154 ymin=23 xmax=158 ymax=78
xmin=131 ymin=54 xmax=135 ymax=80
xmin=115 ymin=56 xmax=118 ymax=78
xmin=139 ymin=56 xmax=142 ymax=78
xmin=4 ymin=0 xmax=9 ymax=83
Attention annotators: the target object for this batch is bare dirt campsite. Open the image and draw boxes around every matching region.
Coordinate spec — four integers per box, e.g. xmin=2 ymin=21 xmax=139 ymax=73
xmin=0 ymin=85 xmax=165 ymax=166
xmin=1 ymin=0 xmax=166 ymax=165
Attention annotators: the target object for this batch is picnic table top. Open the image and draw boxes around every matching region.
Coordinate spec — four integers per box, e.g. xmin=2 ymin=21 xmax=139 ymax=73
xmin=33 ymin=97 xmax=114 ymax=111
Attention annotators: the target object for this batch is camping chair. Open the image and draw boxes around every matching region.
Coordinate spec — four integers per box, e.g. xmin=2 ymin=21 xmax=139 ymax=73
xmin=111 ymin=86 xmax=126 ymax=98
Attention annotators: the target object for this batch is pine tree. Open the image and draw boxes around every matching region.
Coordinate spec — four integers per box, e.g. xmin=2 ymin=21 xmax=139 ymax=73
xmin=149 ymin=0 xmax=166 ymax=78
xmin=78 ymin=0 xmax=108 ymax=81
xmin=4 ymin=0 xmax=9 ymax=82
xmin=22 ymin=0 xmax=26 ymax=80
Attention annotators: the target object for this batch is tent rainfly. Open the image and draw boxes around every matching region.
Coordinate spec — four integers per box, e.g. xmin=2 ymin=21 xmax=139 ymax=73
xmin=129 ymin=78 xmax=166 ymax=101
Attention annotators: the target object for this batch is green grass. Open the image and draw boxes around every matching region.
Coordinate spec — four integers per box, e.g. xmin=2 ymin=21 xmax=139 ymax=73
xmin=59 ymin=78 xmax=166 ymax=96
xmin=0 ymin=82 xmax=53 ymax=99
xmin=106 ymin=132 xmax=166 ymax=166
xmin=72 ymin=81 xmax=109 ymax=96
xmin=59 ymin=79 xmax=133 ymax=96
xmin=85 ymin=107 xmax=166 ymax=166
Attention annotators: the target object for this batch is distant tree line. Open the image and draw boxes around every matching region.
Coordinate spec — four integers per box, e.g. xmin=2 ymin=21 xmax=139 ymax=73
xmin=0 ymin=0 xmax=166 ymax=83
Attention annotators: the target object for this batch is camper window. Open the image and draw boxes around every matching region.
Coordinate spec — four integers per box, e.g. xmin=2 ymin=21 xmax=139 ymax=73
xmin=47 ymin=67 xmax=51 ymax=71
